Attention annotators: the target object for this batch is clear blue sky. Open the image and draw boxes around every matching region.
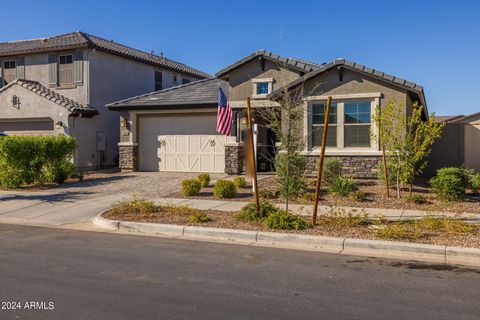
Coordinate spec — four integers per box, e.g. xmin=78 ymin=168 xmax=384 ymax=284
xmin=1 ymin=0 xmax=479 ymax=115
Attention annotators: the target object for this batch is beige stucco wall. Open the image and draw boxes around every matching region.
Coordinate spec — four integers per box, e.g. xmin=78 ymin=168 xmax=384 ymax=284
xmin=0 ymin=83 xmax=99 ymax=168
xmin=303 ymin=68 xmax=408 ymax=108
xmin=227 ymin=59 xmax=302 ymax=102
xmin=16 ymin=50 xmax=89 ymax=105
xmin=464 ymin=119 xmax=480 ymax=172
xmin=89 ymin=50 xmax=203 ymax=166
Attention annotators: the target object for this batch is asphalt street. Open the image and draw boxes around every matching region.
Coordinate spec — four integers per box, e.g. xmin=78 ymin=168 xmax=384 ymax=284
xmin=0 ymin=223 xmax=479 ymax=320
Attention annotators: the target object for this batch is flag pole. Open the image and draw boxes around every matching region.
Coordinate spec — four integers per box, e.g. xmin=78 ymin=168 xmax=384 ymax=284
xmin=246 ymin=97 xmax=260 ymax=213
xmin=312 ymin=96 xmax=332 ymax=225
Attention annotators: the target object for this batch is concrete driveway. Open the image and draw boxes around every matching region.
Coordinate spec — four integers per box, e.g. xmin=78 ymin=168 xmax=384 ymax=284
xmin=0 ymin=172 xmax=225 ymax=227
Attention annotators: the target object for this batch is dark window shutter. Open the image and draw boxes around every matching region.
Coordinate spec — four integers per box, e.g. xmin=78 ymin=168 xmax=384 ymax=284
xmin=48 ymin=54 xmax=58 ymax=87
xmin=16 ymin=57 xmax=25 ymax=79
xmin=0 ymin=63 xmax=3 ymax=88
xmin=73 ymin=51 xmax=83 ymax=85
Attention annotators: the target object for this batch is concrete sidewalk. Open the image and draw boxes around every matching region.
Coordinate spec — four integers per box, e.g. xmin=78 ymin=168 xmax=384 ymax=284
xmin=156 ymin=198 xmax=480 ymax=222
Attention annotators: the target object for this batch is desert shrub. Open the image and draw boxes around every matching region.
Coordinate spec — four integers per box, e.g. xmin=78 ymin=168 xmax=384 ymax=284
xmin=468 ymin=173 xmax=480 ymax=194
xmin=181 ymin=179 xmax=202 ymax=196
xmin=322 ymin=157 xmax=343 ymax=185
xmin=415 ymin=217 xmax=475 ymax=234
xmin=189 ymin=212 xmax=211 ymax=223
xmin=197 ymin=173 xmax=210 ymax=188
xmin=303 ymin=192 xmax=316 ymax=202
xmin=0 ymin=135 xmax=76 ymax=188
xmin=275 ymin=152 xmax=306 ymax=200
xmin=329 ymin=175 xmax=358 ymax=196
xmin=316 ymin=209 xmax=370 ymax=227
xmin=258 ymin=189 xmax=277 ymax=199
xmin=376 ymin=161 xmax=396 ymax=185
xmin=430 ymin=167 xmax=467 ymax=201
xmin=110 ymin=198 xmax=160 ymax=215
xmin=233 ymin=176 xmax=247 ymax=188
xmin=163 ymin=204 xmax=201 ymax=216
xmin=406 ymin=194 xmax=428 ymax=204
xmin=236 ymin=201 xmax=278 ymax=222
xmin=263 ymin=210 xmax=309 ymax=230
xmin=374 ymin=223 xmax=423 ymax=240
xmin=350 ymin=191 xmax=368 ymax=202
xmin=213 ymin=179 xmax=236 ymax=198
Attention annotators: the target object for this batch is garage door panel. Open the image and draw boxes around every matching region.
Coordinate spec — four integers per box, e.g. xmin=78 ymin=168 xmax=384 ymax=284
xmin=139 ymin=114 xmax=226 ymax=173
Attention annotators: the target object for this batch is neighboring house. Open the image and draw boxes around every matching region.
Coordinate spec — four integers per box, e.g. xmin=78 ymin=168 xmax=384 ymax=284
xmin=427 ymin=113 xmax=480 ymax=175
xmin=108 ymin=50 xmax=426 ymax=178
xmin=0 ymin=32 xmax=209 ymax=169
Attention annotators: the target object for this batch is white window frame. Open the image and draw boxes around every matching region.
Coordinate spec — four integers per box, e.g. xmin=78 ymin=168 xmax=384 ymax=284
xmin=303 ymin=93 xmax=381 ymax=155
xmin=252 ymin=78 xmax=273 ymax=99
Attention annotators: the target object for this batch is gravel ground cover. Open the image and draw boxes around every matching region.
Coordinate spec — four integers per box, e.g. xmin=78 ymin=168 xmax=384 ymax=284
xmin=104 ymin=200 xmax=480 ymax=248
xmin=165 ymin=176 xmax=480 ymax=214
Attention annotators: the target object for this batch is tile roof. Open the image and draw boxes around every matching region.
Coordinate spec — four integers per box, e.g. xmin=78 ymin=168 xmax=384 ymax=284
xmin=107 ymin=78 xmax=228 ymax=110
xmin=0 ymin=32 xmax=210 ymax=79
xmin=268 ymin=58 xmax=427 ymax=113
xmin=215 ymin=50 xmax=319 ymax=78
xmin=435 ymin=115 xmax=465 ymax=123
xmin=448 ymin=112 xmax=480 ymax=123
xmin=0 ymin=79 xmax=97 ymax=116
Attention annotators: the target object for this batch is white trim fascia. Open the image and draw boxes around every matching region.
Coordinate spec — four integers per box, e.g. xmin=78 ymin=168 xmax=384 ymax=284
xmin=252 ymin=78 xmax=274 ymax=83
xmin=130 ymin=108 xmax=217 ymax=115
xmin=304 ymin=92 xmax=382 ymax=101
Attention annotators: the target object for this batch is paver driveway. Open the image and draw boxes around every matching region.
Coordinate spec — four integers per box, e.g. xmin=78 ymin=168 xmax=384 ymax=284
xmin=0 ymin=172 xmax=226 ymax=227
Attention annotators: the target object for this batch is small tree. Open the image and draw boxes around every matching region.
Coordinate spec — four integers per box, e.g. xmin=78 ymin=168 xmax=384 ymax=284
xmin=256 ymin=77 xmax=308 ymax=210
xmin=372 ymin=100 xmax=444 ymax=197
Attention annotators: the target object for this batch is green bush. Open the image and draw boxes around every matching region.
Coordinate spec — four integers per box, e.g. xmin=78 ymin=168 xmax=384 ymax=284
xmin=233 ymin=176 xmax=247 ymax=188
xmin=45 ymin=161 xmax=75 ymax=184
xmin=213 ymin=179 xmax=236 ymax=198
xmin=181 ymin=179 xmax=202 ymax=196
xmin=263 ymin=210 xmax=309 ymax=230
xmin=110 ymin=198 xmax=160 ymax=215
xmin=0 ymin=135 xmax=76 ymax=188
xmin=322 ymin=157 xmax=342 ymax=185
xmin=468 ymin=173 xmax=480 ymax=194
xmin=258 ymin=189 xmax=277 ymax=199
xmin=329 ymin=175 xmax=358 ymax=196
xmin=236 ymin=201 xmax=278 ymax=222
xmin=303 ymin=192 xmax=316 ymax=202
xmin=376 ymin=161 xmax=396 ymax=185
xmin=189 ymin=212 xmax=211 ymax=223
xmin=350 ymin=191 xmax=368 ymax=202
xmin=197 ymin=173 xmax=210 ymax=188
xmin=429 ymin=167 xmax=467 ymax=201
xmin=406 ymin=194 xmax=428 ymax=204
xmin=275 ymin=152 xmax=306 ymax=200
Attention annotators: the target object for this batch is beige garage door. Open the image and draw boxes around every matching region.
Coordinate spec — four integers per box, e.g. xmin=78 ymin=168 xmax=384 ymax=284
xmin=0 ymin=118 xmax=54 ymax=135
xmin=138 ymin=114 xmax=226 ymax=172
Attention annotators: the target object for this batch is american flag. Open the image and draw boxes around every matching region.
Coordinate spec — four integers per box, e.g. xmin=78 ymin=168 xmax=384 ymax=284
xmin=216 ymin=86 xmax=233 ymax=135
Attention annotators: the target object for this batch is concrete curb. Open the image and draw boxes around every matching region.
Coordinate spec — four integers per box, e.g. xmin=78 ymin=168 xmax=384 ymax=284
xmin=93 ymin=212 xmax=480 ymax=268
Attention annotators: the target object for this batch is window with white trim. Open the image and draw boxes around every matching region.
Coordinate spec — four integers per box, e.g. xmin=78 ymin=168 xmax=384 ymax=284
xmin=252 ymin=78 xmax=273 ymax=98
xmin=344 ymin=101 xmax=371 ymax=147
xmin=308 ymin=99 xmax=376 ymax=150
xmin=312 ymin=102 xmax=337 ymax=147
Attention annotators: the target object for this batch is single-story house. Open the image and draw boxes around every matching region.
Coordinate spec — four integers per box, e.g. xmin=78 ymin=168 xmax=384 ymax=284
xmin=108 ymin=50 xmax=427 ymax=178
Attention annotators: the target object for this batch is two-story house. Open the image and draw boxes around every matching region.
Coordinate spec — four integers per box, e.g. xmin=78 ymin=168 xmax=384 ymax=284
xmin=0 ymin=32 xmax=209 ymax=169
xmin=108 ymin=50 xmax=427 ymax=178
